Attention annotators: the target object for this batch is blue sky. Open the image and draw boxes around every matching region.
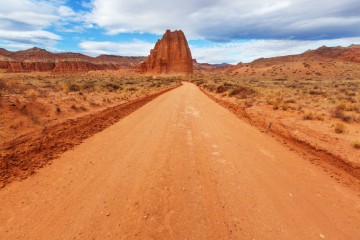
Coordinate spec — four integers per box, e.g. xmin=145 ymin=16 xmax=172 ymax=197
xmin=1 ymin=0 xmax=360 ymax=64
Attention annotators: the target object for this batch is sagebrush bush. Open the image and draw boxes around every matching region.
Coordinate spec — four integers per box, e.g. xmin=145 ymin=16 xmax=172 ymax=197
xmin=334 ymin=123 xmax=346 ymax=134
xmin=353 ymin=141 xmax=360 ymax=149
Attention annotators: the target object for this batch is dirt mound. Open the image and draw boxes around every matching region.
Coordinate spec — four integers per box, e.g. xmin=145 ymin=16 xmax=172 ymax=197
xmin=140 ymin=30 xmax=193 ymax=74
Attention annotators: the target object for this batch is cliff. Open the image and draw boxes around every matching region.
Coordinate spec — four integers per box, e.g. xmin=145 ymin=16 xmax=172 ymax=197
xmin=141 ymin=30 xmax=193 ymax=74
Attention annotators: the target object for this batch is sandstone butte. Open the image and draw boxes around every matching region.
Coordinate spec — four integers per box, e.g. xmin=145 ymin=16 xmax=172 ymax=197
xmin=140 ymin=30 xmax=193 ymax=74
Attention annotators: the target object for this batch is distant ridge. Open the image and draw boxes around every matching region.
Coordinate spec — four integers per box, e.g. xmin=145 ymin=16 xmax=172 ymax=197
xmin=0 ymin=47 xmax=146 ymax=73
xmin=249 ymin=44 xmax=360 ymax=66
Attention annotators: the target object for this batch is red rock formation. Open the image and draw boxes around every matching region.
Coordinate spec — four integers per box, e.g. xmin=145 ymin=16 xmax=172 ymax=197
xmin=7 ymin=62 xmax=24 ymax=72
xmin=23 ymin=62 xmax=56 ymax=72
xmin=54 ymin=61 xmax=100 ymax=73
xmin=0 ymin=47 xmax=145 ymax=73
xmin=141 ymin=30 xmax=193 ymax=74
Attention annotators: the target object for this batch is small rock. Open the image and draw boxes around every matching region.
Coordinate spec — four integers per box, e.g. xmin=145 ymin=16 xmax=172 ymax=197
xmin=105 ymin=212 xmax=111 ymax=217
xmin=320 ymin=234 xmax=325 ymax=238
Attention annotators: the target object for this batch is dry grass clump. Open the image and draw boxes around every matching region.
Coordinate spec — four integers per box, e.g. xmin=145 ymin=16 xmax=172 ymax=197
xmin=303 ymin=112 xmax=324 ymax=121
xmin=353 ymin=141 xmax=360 ymax=149
xmin=334 ymin=123 xmax=346 ymax=134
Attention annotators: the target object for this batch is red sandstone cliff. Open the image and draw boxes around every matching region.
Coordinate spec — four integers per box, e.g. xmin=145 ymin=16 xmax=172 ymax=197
xmin=141 ymin=30 xmax=193 ymax=74
xmin=0 ymin=47 xmax=145 ymax=73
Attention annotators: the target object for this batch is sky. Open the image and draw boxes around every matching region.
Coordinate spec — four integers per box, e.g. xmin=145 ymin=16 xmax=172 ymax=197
xmin=1 ymin=0 xmax=360 ymax=64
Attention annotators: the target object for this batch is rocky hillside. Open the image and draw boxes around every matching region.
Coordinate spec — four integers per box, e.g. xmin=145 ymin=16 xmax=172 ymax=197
xmin=250 ymin=45 xmax=360 ymax=67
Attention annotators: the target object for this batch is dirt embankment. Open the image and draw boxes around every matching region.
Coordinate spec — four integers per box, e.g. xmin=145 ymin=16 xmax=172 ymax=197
xmin=200 ymin=88 xmax=360 ymax=180
xmin=0 ymin=84 xmax=180 ymax=187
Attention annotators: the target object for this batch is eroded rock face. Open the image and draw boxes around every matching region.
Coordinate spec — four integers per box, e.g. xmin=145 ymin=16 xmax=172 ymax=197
xmin=141 ymin=30 xmax=193 ymax=74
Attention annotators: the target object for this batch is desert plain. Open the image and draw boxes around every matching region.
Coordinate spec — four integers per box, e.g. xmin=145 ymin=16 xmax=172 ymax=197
xmin=0 ymin=29 xmax=360 ymax=239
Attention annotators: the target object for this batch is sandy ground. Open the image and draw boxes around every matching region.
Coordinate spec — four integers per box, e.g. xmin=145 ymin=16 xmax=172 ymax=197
xmin=0 ymin=82 xmax=359 ymax=239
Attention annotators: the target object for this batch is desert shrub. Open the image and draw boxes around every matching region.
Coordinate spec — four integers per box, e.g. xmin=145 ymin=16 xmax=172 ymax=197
xmin=330 ymin=105 xmax=355 ymax=122
xmin=205 ymin=84 xmax=217 ymax=92
xmin=216 ymin=82 xmax=234 ymax=93
xmin=334 ymin=123 xmax=346 ymax=134
xmin=303 ymin=112 xmax=324 ymax=121
xmin=341 ymin=115 xmax=355 ymax=123
xmin=273 ymin=103 xmax=280 ymax=110
xmin=105 ymin=83 xmax=121 ymax=92
xmin=67 ymin=83 xmax=80 ymax=92
xmin=303 ymin=113 xmax=314 ymax=120
xmin=228 ymin=88 xmax=241 ymax=96
xmin=243 ymin=100 xmax=252 ymax=108
xmin=78 ymin=106 xmax=88 ymax=111
xmin=70 ymin=104 xmax=78 ymax=111
xmin=353 ymin=141 xmax=360 ymax=149
xmin=0 ymin=79 xmax=25 ymax=94
xmin=332 ymin=107 xmax=355 ymax=122
xmin=56 ymin=106 xmax=61 ymax=113
xmin=82 ymin=82 xmax=95 ymax=91
xmin=127 ymin=87 xmax=137 ymax=91
xmin=285 ymin=99 xmax=296 ymax=104
xmin=281 ymin=104 xmax=290 ymax=111
xmin=216 ymin=85 xmax=227 ymax=93
xmin=228 ymin=86 xmax=256 ymax=99
xmin=24 ymin=89 xmax=39 ymax=101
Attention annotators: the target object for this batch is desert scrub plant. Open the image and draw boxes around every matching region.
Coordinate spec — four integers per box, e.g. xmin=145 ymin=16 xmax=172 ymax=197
xmin=56 ymin=106 xmax=61 ymax=114
xmin=127 ymin=87 xmax=138 ymax=92
xmin=334 ymin=123 xmax=346 ymax=134
xmin=67 ymin=83 xmax=80 ymax=92
xmin=330 ymin=105 xmax=354 ymax=122
xmin=273 ymin=102 xmax=280 ymax=110
xmin=281 ymin=104 xmax=290 ymax=111
xmin=303 ymin=112 xmax=324 ymax=121
xmin=228 ymin=86 xmax=256 ymax=99
xmin=303 ymin=113 xmax=314 ymax=120
xmin=104 ymin=83 xmax=121 ymax=92
xmin=24 ymin=89 xmax=39 ymax=101
xmin=70 ymin=104 xmax=78 ymax=111
xmin=216 ymin=82 xmax=233 ymax=93
xmin=352 ymin=141 xmax=360 ymax=149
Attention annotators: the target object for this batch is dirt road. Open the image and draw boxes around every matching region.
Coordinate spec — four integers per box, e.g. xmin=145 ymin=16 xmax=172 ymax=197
xmin=1 ymin=82 xmax=359 ymax=239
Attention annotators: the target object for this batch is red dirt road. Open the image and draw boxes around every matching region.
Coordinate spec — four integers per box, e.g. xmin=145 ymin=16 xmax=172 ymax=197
xmin=0 ymin=83 xmax=359 ymax=239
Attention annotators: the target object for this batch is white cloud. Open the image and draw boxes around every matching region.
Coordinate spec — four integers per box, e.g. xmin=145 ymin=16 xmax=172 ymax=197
xmin=58 ymin=6 xmax=76 ymax=17
xmin=0 ymin=0 xmax=77 ymax=47
xmin=87 ymin=0 xmax=360 ymax=40
xmin=192 ymin=37 xmax=360 ymax=64
xmin=79 ymin=40 xmax=154 ymax=56
xmin=0 ymin=0 xmax=61 ymax=28
xmin=0 ymin=30 xmax=61 ymax=46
